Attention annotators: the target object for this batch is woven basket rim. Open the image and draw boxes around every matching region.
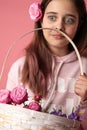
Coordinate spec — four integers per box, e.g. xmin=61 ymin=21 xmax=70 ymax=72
xmin=0 ymin=103 xmax=80 ymax=127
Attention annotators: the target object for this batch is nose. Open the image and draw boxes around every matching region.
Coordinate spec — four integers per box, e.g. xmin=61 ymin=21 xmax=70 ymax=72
xmin=56 ymin=18 xmax=65 ymax=31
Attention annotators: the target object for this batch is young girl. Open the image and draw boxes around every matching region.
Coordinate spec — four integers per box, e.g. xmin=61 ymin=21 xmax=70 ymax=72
xmin=6 ymin=0 xmax=87 ymax=129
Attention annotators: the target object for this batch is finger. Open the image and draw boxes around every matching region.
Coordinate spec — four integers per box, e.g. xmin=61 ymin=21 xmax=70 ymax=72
xmin=76 ymin=76 xmax=87 ymax=82
xmin=75 ymin=87 xmax=85 ymax=99
xmin=74 ymin=87 xmax=81 ymax=96
xmin=79 ymin=73 xmax=87 ymax=79
xmin=75 ymin=81 xmax=87 ymax=86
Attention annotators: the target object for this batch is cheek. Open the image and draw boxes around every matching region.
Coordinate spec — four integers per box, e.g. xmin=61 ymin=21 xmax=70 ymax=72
xmin=42 ymin=30 xmax=49 ymax=38
xmin=41 ymin=17 xmax=52 ymax=28
xmin=42 ymin=21 xmax=49 ymax=28
xmin=42 ymin=30 xmax=51 ymax=43
xmin=66 ymin=26 xmax=78 ymax=39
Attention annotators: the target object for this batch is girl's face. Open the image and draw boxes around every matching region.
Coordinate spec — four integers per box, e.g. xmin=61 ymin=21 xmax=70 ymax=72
xmin=41 ymin=0 xmax=79 ymax=56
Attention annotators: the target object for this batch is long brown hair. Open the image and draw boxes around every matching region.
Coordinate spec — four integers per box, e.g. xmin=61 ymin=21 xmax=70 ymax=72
xmin=21 ymin=0 xmax=87 ymax=97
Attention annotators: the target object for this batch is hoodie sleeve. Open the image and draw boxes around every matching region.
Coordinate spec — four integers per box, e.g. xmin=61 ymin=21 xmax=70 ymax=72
xmin=6 ymin=57 xmax=25 ymax=90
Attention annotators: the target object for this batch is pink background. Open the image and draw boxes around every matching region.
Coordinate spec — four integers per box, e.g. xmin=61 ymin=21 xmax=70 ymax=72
xmin=0 ymin=0 xmax=87 ymax=89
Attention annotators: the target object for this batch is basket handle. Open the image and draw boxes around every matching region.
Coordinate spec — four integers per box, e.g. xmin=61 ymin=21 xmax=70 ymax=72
xmin=0 ymin=27 xmax=83 ymax=87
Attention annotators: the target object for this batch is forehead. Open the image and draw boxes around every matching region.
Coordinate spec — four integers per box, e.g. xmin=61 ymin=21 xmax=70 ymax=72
xmin=45 ymin=0 xmax=78 ymax=15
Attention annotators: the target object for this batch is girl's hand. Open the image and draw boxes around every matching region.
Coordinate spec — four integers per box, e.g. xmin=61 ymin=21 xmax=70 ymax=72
xmin=75 ymin=74 xmax=87 ymax=101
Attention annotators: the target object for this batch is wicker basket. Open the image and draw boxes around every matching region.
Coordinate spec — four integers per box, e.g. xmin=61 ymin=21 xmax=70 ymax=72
xmin=0 ymin=103 xmax=80 ymax=130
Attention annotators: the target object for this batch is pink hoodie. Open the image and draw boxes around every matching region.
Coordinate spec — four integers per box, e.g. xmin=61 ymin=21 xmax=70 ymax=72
xmin=6 ymin=51 xmax=87 ymax=130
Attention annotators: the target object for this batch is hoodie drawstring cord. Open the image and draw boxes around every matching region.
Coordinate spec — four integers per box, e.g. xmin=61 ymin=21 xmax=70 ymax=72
xmin=42 ymin=60 xmax=64 ymax=111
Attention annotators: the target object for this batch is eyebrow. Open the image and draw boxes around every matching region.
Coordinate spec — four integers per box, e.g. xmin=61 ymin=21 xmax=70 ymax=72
xmin=66 ymin=14 xmax=77 ymax=19
xmin=46 ymin=12 xmax=77 ymax=19
xmin=46 ymin=12 xmax=58 ymax=15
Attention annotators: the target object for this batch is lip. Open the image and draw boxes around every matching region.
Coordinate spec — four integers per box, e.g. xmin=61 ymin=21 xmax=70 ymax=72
xmin=52 ymin=34 xmax=64 ymax=39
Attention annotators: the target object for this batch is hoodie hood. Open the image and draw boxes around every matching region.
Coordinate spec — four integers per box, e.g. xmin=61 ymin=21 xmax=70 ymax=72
xmin=53 ymin=51 xmax=78 ymax=63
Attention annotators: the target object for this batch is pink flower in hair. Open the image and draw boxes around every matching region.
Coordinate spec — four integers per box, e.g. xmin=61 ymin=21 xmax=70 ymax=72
xmin=10 ymin=86 xmax=28 ymax=104
xmin=29 ymin=1 xmax=42 ymax=22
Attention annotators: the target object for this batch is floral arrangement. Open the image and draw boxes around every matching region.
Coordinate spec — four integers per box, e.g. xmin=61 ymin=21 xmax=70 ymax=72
xmin=0 ymin=86 xmax=42 ymax=111
xmin=29 ymin=1 xmax=42 ymax=22
xmin=0 ymin=86 xmax=83 ymax=121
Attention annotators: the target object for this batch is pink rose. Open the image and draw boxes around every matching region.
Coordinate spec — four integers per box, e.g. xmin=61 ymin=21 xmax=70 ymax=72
xmin=29 ymin=1 xmax=42 ymax=22
xmin=0 ymin=89 xmax=11 ymax=104
xmin=34 ymin=94 xmax=42 ymax=101
xmin=10 ymin=86 xmax=28 ymax=104
xmin=28 ymin=101 xmax=41 ymax=111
